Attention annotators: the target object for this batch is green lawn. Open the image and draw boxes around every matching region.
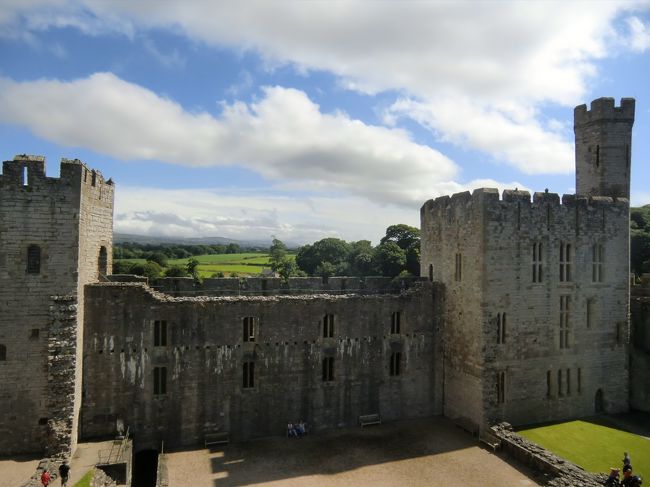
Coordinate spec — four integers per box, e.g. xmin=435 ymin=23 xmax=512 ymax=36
xmin=73 ymin=470 xmax=93 ymax=487
xmin=518 ymin=419 xmax=650 ymax=474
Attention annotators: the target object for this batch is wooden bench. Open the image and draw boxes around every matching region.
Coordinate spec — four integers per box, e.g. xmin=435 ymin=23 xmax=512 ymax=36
xmin=479 ymin=430 xmax=501 ymax=452
xmin=359 ymin=414 xmax=382 ymax=427
xmin=204 ymin=432 xmax=229 ymax=447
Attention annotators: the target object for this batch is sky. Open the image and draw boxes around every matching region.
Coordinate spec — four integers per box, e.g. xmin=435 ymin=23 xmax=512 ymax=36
xmin=0 ymin=1 xmax=649 ymax=245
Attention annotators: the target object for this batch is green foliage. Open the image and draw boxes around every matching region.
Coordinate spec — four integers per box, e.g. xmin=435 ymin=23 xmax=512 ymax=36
xmin=165 ymin=265 xmax=190 ymax=277
xmin=211 ymin=271 xmax=226 ymax=278
xmin=186 ymin=258 xmax=200 ymax=278
xmin=296 ymin=238 xmax=351 ymax=275
xmin=147 ymin=251 xmax=168 ymax=267
xmin=374 ymin=241 xmax=407 ymax=277
xmin=380 ymin=224 xmax=420 ymax=276
xmin=269 ymin=237 xmax=288 ymax=271
xmin=631 ymin=205 xmax=650 ymax=277
xmin=73 ymin=470 xmax=93 ymax=487
xmin=130 ymin=261 xmax=163 ymax=279
xmin=519 ymin=419 xmax=650 ymax=474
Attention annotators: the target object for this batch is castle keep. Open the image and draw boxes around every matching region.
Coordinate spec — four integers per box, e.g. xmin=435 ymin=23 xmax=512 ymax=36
xmin=0 ymin=97 xmax=645 ymax=457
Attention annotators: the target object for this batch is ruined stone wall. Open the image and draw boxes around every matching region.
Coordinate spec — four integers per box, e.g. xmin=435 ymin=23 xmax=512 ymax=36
xmin=574 ymin=97 xmax=635 ymax=200
xmin=0 ymin=155 xmax=113 ymax=455
xmin=420 ymin=189 xmax=488 ymax=429
xmin=481 ymin=189 xmax=629 ymax=426
xmin=80 ymin=282 xmax=442 ymax=449
xmin=630 ymin=285 xmax=650 ymax=412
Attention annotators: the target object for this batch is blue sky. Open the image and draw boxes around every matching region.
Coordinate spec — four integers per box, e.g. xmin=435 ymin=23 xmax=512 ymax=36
xmin=0 ymin=1 xmax=649 ymax=244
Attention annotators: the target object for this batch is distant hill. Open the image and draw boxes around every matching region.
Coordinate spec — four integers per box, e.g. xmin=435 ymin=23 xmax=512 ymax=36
xmin=113 ymin=233 xmax=301 ymax=249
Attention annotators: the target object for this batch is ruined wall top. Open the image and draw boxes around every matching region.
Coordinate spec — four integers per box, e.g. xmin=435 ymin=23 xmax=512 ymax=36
xmin=574 ymin=97 xmax=635 ymax=126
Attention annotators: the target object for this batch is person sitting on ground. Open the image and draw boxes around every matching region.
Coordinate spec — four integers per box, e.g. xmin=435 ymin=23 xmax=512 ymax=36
xmin=622 ymin=464 xmax=643 ymax=486
xmin=287 ymin=422 xmax=297 ymax=438
xmin=606 ymin=467 xmax=621 ymax=486
xmin=297 ymin=420 xmax=306 ymax=436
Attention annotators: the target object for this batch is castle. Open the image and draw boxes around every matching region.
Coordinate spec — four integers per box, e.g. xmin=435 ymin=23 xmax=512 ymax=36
xmin=0 ymin=97 xmax=647 ymax=457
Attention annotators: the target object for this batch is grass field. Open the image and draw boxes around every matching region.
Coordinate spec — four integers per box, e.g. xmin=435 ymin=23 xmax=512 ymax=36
xmin=114 ymin=252 xmax=294 ymax=277
xmin=73 ymin=470 xmax=93 ymax=487
xmin=518 ymin=419 xmax=650 ymax=474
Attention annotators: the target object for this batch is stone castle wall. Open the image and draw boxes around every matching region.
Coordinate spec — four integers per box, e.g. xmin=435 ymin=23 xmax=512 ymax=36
xmin=80 ymin=281 xmax=442 ymax=449
xmin=421 ymin=187 xmax=630 ymax=430
xmin=0 ymin=155 xmax=113 ymax=455
xmin=630 ymin=284 xmax=650 ymax=412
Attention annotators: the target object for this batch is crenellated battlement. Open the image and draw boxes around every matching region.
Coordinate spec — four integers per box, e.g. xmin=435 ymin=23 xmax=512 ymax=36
xmin=574 ymin=97 xmax=635 ymax=126
xmin=0 ymin=155 xmax=114 ymax=191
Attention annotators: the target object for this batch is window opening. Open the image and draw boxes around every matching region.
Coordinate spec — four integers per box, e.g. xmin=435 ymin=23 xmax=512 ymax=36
xmin=0 ymin=344 xmax=6 ymax=361
xmin=153 ymin=367 xmax=167 ymax=395
xmin=558 ymin=369 xmax=563 ymax=396
xmin=596 ymin=145 xmax=600 ymax=167
xmin=586 ymin=299 xmax=595 ymax=328
xmin=560 ymin=295 xmax=570 ymax=349
xmin=243 ymin=361 xmax=255 ymax=388
xmin=496 ymin=371 xmax=505 ymax=403
xmin=559 ymin=243 xmax=572 ymax=282
xmin=27 ymin=245 xmax=41 ymax=274
xmin=30 ymin=328 xmax=39 ymax=339
xmin=566 ymin=368 xmax=571 ymax=395
xmin=532 ymin=243 xmax=543 ymax=282
xmin=91 ymin=170 xmax=97 ymax=187
xmin=546 ymin=370 xmax=551 ymax=398
xmin=497 ymin=313 xmax=507 ymax=344
xmin=243 ymin=317 xmax=257 ymax=342
xmin=323 ymin=314 xmax=335 ymax=338
xmin=390 ymin=352 xmax=401 ymax=376
xmin=23 ymin=166 xmax=28 ymax=186
xmin=391 ymin=311 xmax=401 ymax=334
xmin=429 ymin=264 xmax=433 ymax=282
xmin=98 ymin=246 xmax=107 ymax=276
xmin=322 ymin=356 xmax=334 ymax=382
xmin=154 ymin=320 xmax=167 ymax=347
xmin=455 ymin=253 xmax=462 ymax=281
xmin=592 ymin=243 xmax=604 ymax=282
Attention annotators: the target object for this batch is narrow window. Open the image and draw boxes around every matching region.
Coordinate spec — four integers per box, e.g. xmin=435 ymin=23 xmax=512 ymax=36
xmin=546 ymin=370 xmax=551 ymax=398
xmin=84 ymin=169 xmax=88 ymax=182
xmin=23 ymin=166 xmax=29 ymax=186
xmin=243 ymin=317 xmax=256 ymax=342
xmin=558 ymin=369 xmax=563 ymax=396
xmin=391 ymin=311 xmax=401 ymax=334
xmin=532 ymin=243 xmax=543 ymax=283
xmin=0 ymin=344 xmax=6 ymax=361
xmin=323 ymin=314 xmax=334 ymax=338
xmin=98 ymin=246 xmax=108 ymax=276
xmin=496 ymin=314 xmax=502 ymax=344
xmin=586 ymin=299 xmax=594 ymax=328
xmin=243 ymin=361 xmax=255 ymax=388
xmin=322 ymin=357 xmax=334 ymax=382
xmin=592 ymin=243 xmax=604 ymax=282
xmin=455 ymin=253 xmax=462 ymax=281
xmin=91 ymin=170 xmax=97 ymax=187
xmin=578 ymin=368 xmax=582 ymax=394
xmin=496 ymin=371 xmax=505 ymax=403
xmin=559 ymin=243 xmax=572 ymax=282
xmin=559 ymin=295 xmax=570 ymax=349
xmin=154 ymin=320 xmax=167 ymax=347
xmin=390 ymin=352 xmax=401 ymax=376
xmin=153 ymin=367 xmax=167 ymax=395
xmin=496 ymin=313 xmax=506 ymax=344
xmin=29 ymin=328 xmax=39 ymax=340
xmin=596 ymin=145 xmax=600 ymax=167
xmin=27 ymin=245 xmax=41 ymax=274
xmin=429 ymin=264 xmax=433 ymax=282
xmin=566 ymin=368 xmax=571 ymax=395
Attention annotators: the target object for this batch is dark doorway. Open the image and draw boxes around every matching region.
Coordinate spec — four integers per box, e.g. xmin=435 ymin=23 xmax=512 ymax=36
xmin=98 ymin=246 xmax=108 ymax=278
xmin=595 ymin=389 xmax=604 ymax=414
xmin=132 ymin=449 xmax=158 ymax=487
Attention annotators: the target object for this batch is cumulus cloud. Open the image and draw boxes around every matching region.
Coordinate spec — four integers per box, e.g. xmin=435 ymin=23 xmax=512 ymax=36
xmin=0 ymin=73 xmax=457 ymax=206
xmin=626 ymin=16 xmax=650 ymax=52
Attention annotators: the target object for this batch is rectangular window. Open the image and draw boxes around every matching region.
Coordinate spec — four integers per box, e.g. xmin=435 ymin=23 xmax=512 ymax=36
xmin=532 ymin=242 xmax=543 ymax=283
xmin=566 ymin=368 xmax=571 ymax=395
xmin=323 ymin=314 xmax=335 ymax=338
xmin=243 ymin=361 xmax=255 ymax=388
xmin=455 ymin=253 xmax=462 ymax=281
xmin=153 ymin=367 xmax=167 ymax=395
xmin=586 ymin=299 xmax=595 ymax=328
xmin=546 ymin=370 xmax=551 ymax=398
xmin=27 ymin=245 xmax=41 ymax=274
xmin=497 ymin=313 xmax=507 ymax=344
xmin=578 ymin=368 xmax=582 ymax=393
xmin=243 ymin=317 xmax=256 ymax=342
xmin=559 ymin=243 xmax=572 ymax=282
xmin=496 ymin=371 xmax=505 ymax=404
xmin=592 ymin=243 xmax=604 ymax=282
xmin=154 ymin=320 xmax=167 ymax=347
xmin=322 ymin=356 xmax=334 ymax=382
xmin=557 ymin=369 xmax=563 ymax=396
xmin=390 ymin=352 xmax=401 ymax=376
xmin=560 ymin=295 xmax=570 ymax=349
xmin=391 ymin=312 xmax=401 ymax=334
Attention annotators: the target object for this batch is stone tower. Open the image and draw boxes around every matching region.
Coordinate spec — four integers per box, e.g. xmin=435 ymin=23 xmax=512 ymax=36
xmin=0 ymin=155 xmax=114 ymax=456
xmin=574 ymin=97 xmax=635 ymax=199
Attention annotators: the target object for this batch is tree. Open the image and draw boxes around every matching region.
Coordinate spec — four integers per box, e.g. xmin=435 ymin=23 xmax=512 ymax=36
xmin=186 ymin=258 xmax=200 ymax=278
xmin=374 ymin=241 xmax=406 ymax=277
xmin=112 ymin=260 xmax=134 ymax=274
xmin=147 ymin=251 xmax=168 ymax=267
xmin=165 ymin=265 xmax=190 ymax=277
xmin=131 ymin=261 xmax=163 ymax=280
xmin=269 ymin=237 xmax=288 ymax=271
xmin=296 ymin=238 xmax=350 ymax=276
xmin=348 ymin=240 xmax=377 ymax=276
xmin=380 ymin=224 xmax=420 ymax=276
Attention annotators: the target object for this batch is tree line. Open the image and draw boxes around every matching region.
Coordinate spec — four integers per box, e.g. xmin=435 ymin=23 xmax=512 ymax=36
xmin=631 ymin=205 xmax=650 ymax=278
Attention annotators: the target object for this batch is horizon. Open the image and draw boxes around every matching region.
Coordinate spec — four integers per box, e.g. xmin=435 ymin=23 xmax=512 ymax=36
xmin=1 ymin=2 xmax=649 ymax=245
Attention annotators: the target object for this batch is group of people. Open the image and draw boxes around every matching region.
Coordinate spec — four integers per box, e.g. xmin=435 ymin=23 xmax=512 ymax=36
xmin=287 ymin=420 xmax=308 ymax=438
xmin=605 ymin=452 xmax=643 ymax=486
xmin=39 ymin=460 xmax=70 ymax=487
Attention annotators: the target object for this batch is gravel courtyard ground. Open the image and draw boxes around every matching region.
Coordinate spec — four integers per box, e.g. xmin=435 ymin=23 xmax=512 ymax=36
xmin=164 ymin=416 xmax=543 ymax=487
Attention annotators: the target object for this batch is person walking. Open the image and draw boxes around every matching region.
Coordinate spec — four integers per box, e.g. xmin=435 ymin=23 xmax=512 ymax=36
xmin=40 ymin=469 xmax=51 ymax=486
xmin=59 ymin=461 xmax=70 ymax=487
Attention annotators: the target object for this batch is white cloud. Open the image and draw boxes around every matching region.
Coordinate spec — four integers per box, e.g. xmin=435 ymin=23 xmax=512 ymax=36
xmin=626 ymin=16 xmax=650 ymax=52
xmin=0 ymin=73 xmax=456 ymax=206
xmin=143 ymin=38 xmax=185 ymax=69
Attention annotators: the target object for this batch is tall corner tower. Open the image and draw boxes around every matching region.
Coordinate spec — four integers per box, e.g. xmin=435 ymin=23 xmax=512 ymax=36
xmin=0 ymin=155 xmax=114 ymax=457
xmin=574 ymin=97 xmax=635 ymax=199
